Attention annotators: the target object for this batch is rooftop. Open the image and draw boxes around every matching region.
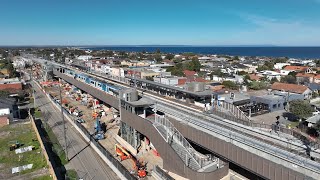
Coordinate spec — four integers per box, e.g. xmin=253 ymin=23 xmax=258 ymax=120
xmin=125 ymin=97 xmax=154 ymax=107
xmin=283 ymin=66 xmax=309 ymax=71
xmin=296 ymin=73 xmax=315 ymax=78
xmin=306 ymin=115 xmax=320 ymax=124
xmin=271 ymin=82 xmax=309 ymax=94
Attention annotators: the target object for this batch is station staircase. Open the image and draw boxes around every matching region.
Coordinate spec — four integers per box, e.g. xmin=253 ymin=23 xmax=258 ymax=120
xmin=153 ymin=114 xmax=218 ymax=172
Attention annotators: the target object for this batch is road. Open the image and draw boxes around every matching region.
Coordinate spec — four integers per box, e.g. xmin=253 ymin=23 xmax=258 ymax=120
xmin=32 ymin=81 xmax=120 ymax=180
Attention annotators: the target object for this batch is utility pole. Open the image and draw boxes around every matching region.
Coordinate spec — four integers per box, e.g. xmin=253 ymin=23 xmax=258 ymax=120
xmin=287 ymin=91 xmax=290 ymax=111
xmin=30 ymin=63 xmax=36 ymax=109
xmin=59 ymin=82 xmax=68 ymax=161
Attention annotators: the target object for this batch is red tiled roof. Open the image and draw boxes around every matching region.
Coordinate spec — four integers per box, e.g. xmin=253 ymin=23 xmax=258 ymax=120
xmin=271 ymin=82 xmax=309 ymax=94
xmin=183 ymin=70 xmax=196 ymax=77
xmin=194 ymin=77 xmax=207 ymax=82
xmin=296 ymin=73 xmax=315 ymax=78
xmin=249 ymin=74 xmax=262 ymax=81
xmin=314 ymin=74 xmax=320 ymax=79
xmin=178 ymin=78 xmax=187 ymax=85
xmin=283 ymin=66 xmax=309 ymax=71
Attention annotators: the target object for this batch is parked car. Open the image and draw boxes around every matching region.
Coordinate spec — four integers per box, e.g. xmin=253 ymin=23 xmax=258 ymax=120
xmin=76 ymin=118 xmax=85 ymax=123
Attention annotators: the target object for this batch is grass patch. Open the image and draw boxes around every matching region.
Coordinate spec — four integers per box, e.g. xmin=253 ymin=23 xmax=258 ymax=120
xmin=0 ymin=124 xmax=47 ymax=174
xmin=287 ymin=121 xmax=300 ymax=129
xmin=65 ymin=169 xmax=78 ymax=180
xmin=34 ymin=109 xmax=42 ymax=119
xmin=32 ymin=175 xmax=52 ymax=180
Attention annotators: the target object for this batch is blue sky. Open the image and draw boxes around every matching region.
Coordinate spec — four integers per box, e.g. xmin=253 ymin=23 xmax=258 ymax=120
xmin=1 ymin=0 xmax=319 ymax=46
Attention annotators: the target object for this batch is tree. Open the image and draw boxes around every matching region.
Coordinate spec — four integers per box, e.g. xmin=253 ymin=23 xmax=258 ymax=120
xmin=146 ymin=76 xmax=154 ymax=81
xmin=210 ymin=69 xmax=226 ymax=78
xmin=248 ymin=81 xmax=267 ymax=90
xmin=187 ymin=57 xmax=201 ymax=72
xmin=165 ymin=54 xmax=175 ymax=60
xmin=289 ymin=100 xmax=314 ymax=119
xmin=280 ymin=75 xmax=296 ymax=84
xmin=233 ymin=56 xmax=240 ymax=61
xmin=288 ymin=71 xmax=297 ymax=77
xmin=156 ymin=49 xmax=161 ymax=54
xmin=270 ymin=77 xmax=279 ymax=84
xmin=222 ymin=81 xmax=238 ymax=90
xmin=154 ymin=54 xmax=162 ymax=63
xmin=237 ymin=71 xmax=248 ymax=75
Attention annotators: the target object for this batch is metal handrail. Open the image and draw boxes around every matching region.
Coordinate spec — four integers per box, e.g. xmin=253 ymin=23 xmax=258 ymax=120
xmin=154 ymin=114 xmax=208 ymax=169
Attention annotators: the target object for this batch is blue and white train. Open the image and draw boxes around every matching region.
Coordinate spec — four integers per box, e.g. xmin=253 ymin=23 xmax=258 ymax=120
xmin=63 ymin=68 xmax=122 ymax=96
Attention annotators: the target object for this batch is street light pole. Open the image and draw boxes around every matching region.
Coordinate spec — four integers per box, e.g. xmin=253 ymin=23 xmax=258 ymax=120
xmin=59 ymin=82 xmax=68 ymax=161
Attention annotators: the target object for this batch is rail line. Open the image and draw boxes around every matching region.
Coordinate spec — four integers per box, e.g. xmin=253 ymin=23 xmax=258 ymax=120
xmin=30 ymin=58 xmax=320 ymax=177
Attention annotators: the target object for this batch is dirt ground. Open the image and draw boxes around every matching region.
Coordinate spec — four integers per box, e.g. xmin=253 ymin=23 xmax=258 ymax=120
xmin=46 ymin=83 xmax=162 ymax=179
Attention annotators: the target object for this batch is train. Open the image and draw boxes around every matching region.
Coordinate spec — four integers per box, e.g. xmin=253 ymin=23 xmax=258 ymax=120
xmin=64 ymin=69 xmax=123 ymax=96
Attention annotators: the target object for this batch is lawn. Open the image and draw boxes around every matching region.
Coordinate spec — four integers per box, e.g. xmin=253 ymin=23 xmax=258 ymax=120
xmin=0 ymin=124 xmax=47 ymax=175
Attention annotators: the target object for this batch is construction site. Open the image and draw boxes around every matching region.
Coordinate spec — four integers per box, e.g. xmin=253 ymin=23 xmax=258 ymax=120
xmin=42 ymin=80 xmax=165 ymax=179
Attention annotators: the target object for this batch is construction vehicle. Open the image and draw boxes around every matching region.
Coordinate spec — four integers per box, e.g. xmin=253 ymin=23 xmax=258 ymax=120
xmin=9 ymin=141 xmax=21 ymax=151
xmin=93 ymin=111 xmax=105 ymax=140
xmin=115 ymin=144 xmax=147 ymax=178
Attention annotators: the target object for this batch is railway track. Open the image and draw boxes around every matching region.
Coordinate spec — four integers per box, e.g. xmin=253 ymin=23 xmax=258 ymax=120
xmin=30 ymin=58 xmax=320 ymax=176
xmin=68 ymin=67 xmax=320 ymax=156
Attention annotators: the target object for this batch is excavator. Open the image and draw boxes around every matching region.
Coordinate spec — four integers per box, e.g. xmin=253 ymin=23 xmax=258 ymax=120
xmin=115 ymin=144 xmax=147 ymax=178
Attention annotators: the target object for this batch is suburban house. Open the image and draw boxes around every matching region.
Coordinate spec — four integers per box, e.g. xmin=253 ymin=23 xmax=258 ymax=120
xmin=249 ymin=74 xmax=262 ymax=81
xmin=257 ymin=71 xmax=282 ymax=81
xmin=305 ymin=115 xmax=320 ymax=127
xmin=77 ymin=55 xmax=92 ymax=61
xmin=283 ymin=66 xmax=314 ymax=73
xmin=296 ymin=73 xmax=315 ymax=84
xmin=271 ymin=82 xmax=312 ymax=100
xmin=307 ymin=83 xmax=320 ymax=94
xmin=314 ymin=74 xmax=320 ymax=84
xmin=183 ymin=70 xmax=197 ymax=77
xmin=274 ymin=63 xmax=290 ymax=70
xmin=120 ymin=60 xmax=151 ymax=67
xmin=125 ymin=68 xmax=159 ymax=80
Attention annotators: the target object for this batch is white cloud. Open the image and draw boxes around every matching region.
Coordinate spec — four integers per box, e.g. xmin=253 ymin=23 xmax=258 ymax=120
xmin=229 ymin=14 xmax=320 ymax=46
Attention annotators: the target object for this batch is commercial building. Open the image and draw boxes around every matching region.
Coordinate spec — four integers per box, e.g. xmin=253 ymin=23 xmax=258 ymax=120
xmin=0 ymin=78 xmax=22 ymax=90
xmin=271 ymin=82 xmax=312 ymax=100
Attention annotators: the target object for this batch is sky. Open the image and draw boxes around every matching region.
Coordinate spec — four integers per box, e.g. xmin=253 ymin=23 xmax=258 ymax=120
xmin=0 ymin=0 xmax=320 ymax=46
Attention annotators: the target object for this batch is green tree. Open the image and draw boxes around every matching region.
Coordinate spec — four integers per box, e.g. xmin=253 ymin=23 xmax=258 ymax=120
xmin=154 ymin=54 xmax=163 ymax=63
xmin=187 ymin=57 xmax=201 ymax=72
xmin=280 ymin=75 xmax=296 ymax=84
xmin=156 ymin=49 xmax=161 ymax=54
xmin=233 ymin=56 xmax=240 ymax=61
xmin=237 ymin=71 xmax=248 ymax=75
xmin=210 ymin=69 xmax=226 ymax=78
xmin=288 ymin=71 xmax=297 ymax=77
xmin=270 ymin=77 xmax=279 ymax=84
xmin=248 ymin=81 xmax=267 ymax=90
xmin=289 ymin=100 xmax=314 ymax=119
xmin=222 ymin=81 xmax=238 ymax=90
xmin=165 ymin=54 xmax=175 ymax=60
xmin=146 ymin=76 xmax=154 ymax=81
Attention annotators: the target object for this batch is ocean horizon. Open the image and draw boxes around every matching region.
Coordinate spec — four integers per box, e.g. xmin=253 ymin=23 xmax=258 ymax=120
xmin=81 ymin=46 xmax=320 ymax=59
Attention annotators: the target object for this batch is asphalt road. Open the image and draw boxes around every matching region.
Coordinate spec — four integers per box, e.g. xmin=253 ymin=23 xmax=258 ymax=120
xmin=32 ymin=81 xmax=120 ymax=180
